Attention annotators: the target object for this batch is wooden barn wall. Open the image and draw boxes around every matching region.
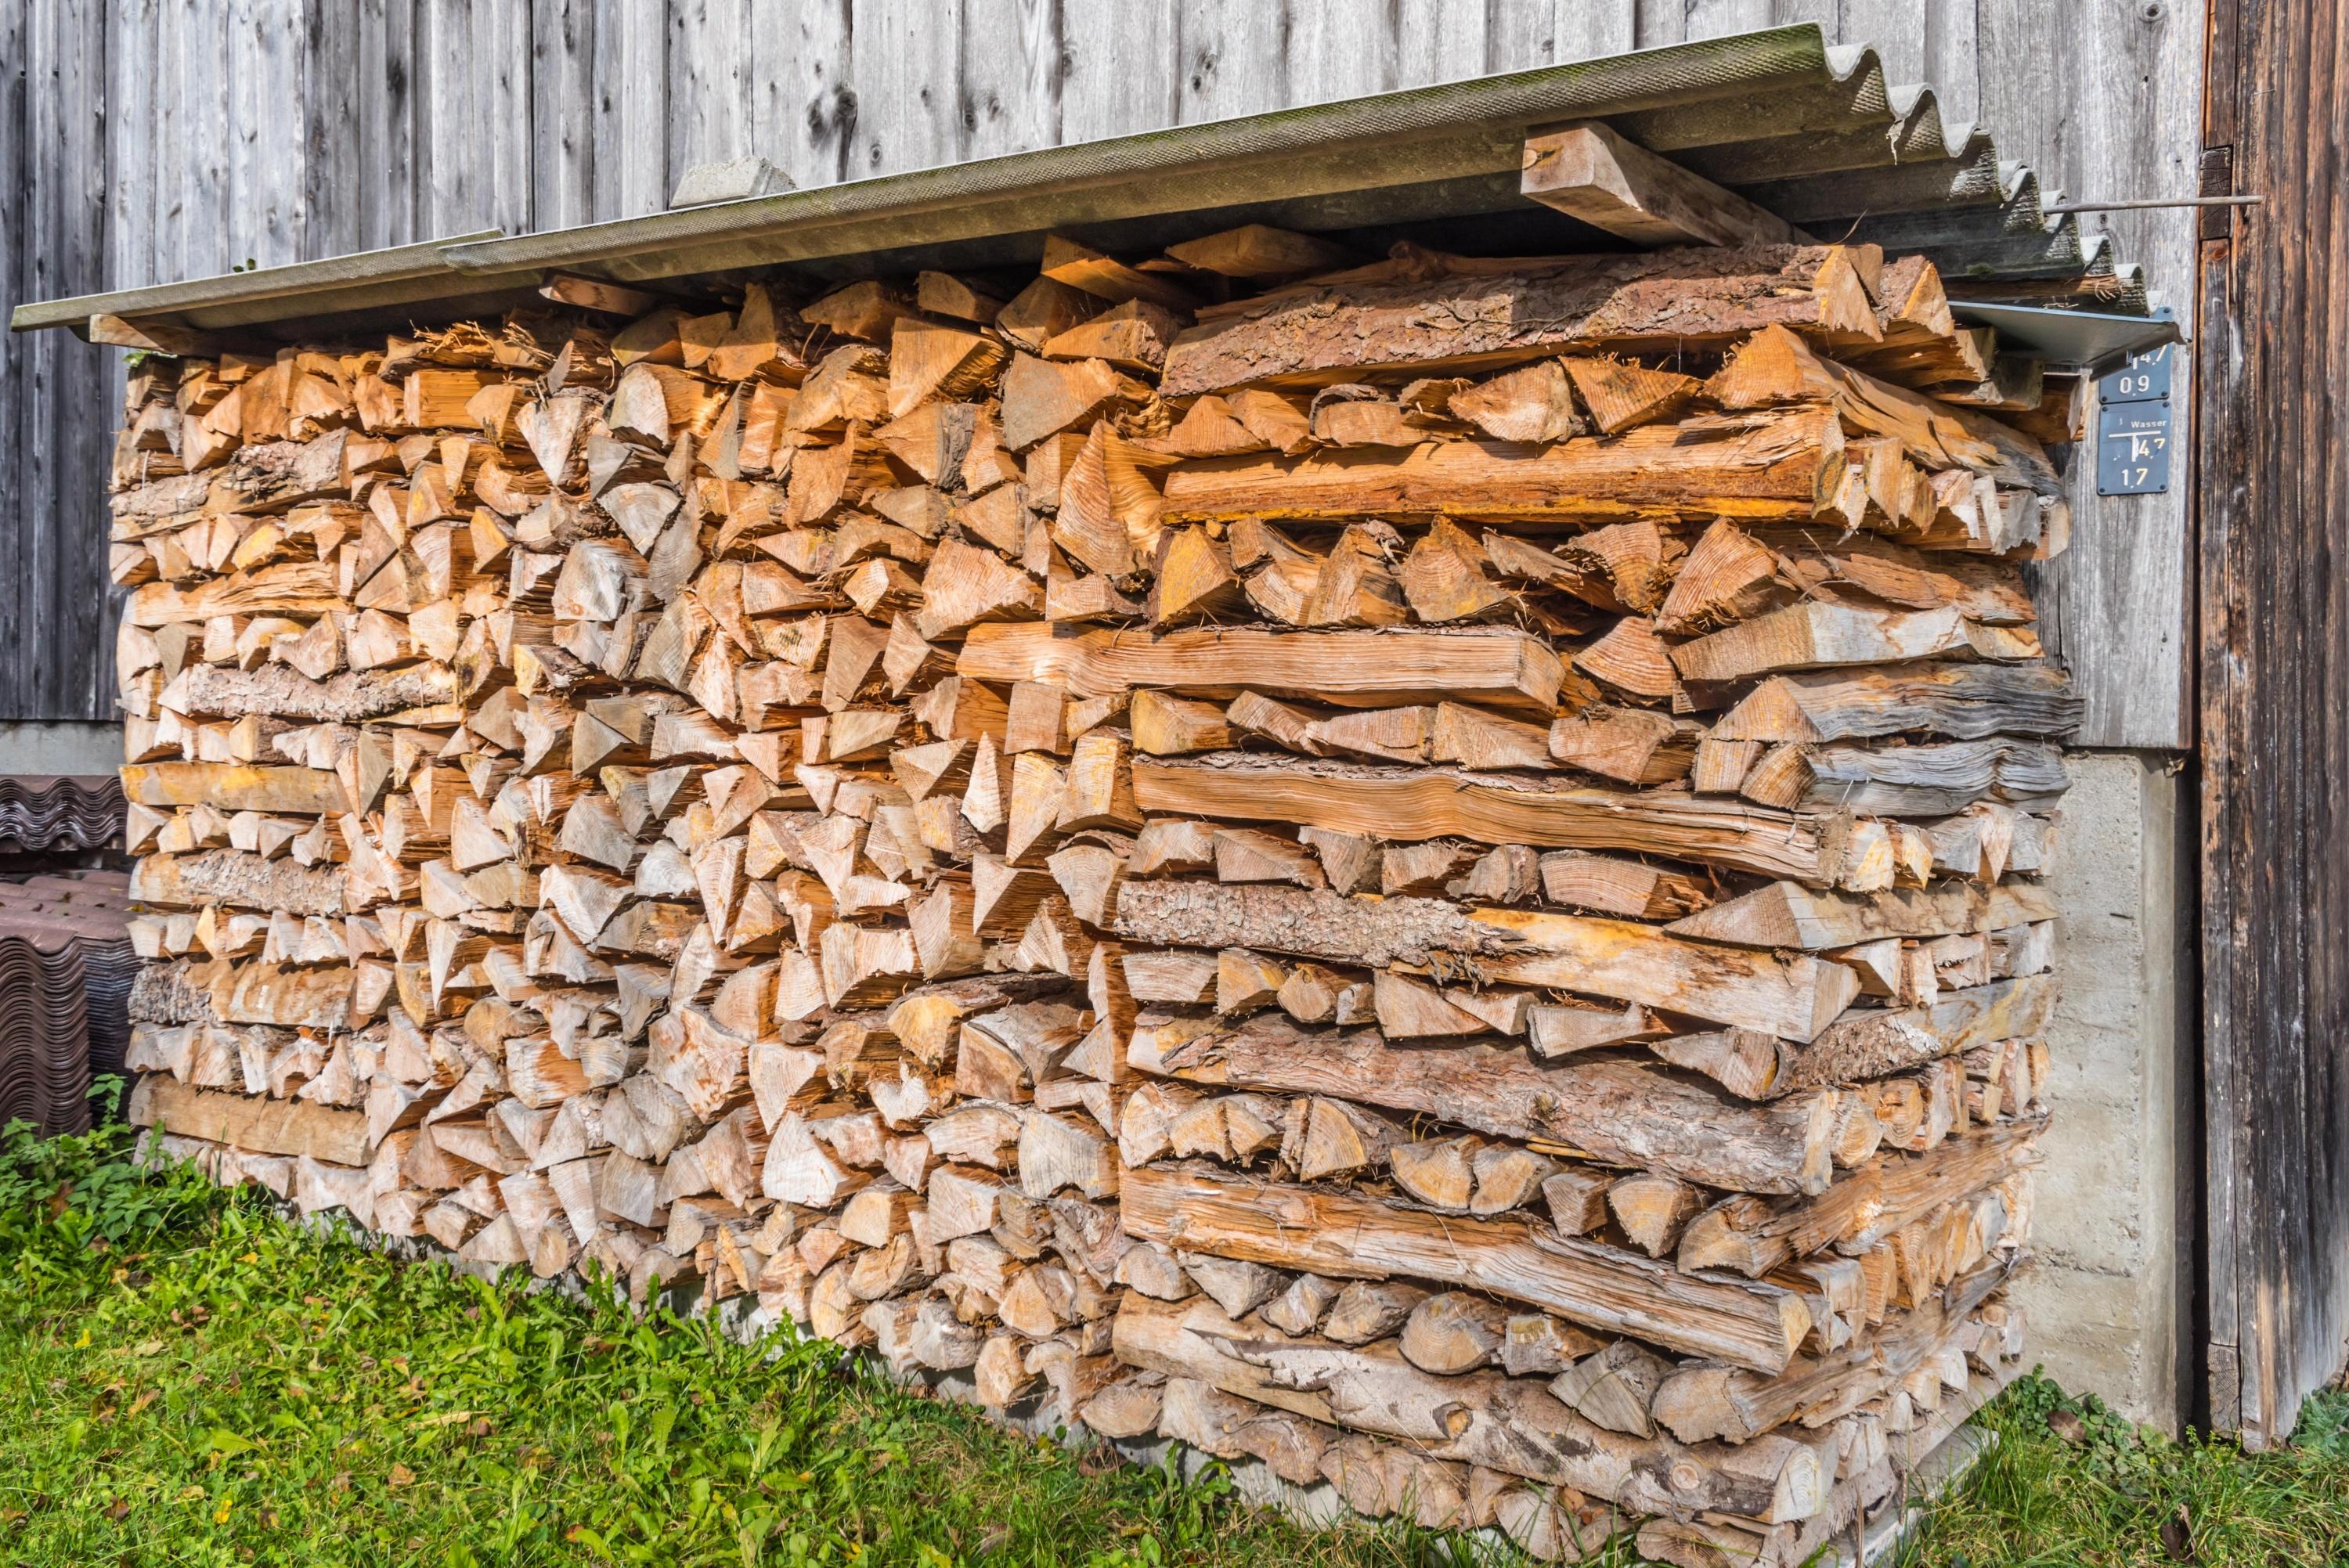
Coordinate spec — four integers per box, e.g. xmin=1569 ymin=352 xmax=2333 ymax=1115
xmin=2 ymin=0 xmax=2199 ymax=739
xmin=2196 ymin=0 xmax=2349 ymax=1448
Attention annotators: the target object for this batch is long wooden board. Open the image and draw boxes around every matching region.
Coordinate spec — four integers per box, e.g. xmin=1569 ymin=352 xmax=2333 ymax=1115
xmin=956 ymin=623 xmax=1564 ymax=712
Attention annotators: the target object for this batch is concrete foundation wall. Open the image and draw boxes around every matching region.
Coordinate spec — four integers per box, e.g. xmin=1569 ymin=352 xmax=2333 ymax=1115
xmin=2016 ymin=751 xmax=2197 ymax=1430
xmin=0 ymin=720 xmax=121 ymax=777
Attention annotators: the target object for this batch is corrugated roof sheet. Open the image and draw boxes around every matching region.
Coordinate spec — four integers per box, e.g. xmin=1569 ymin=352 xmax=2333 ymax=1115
xmin=9 ymin=23 xmax=2145 ymax=342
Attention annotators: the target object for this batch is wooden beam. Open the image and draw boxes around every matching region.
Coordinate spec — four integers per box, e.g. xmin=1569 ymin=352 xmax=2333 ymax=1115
xmin=1521 ymin=123 xmax=1811 ymax=247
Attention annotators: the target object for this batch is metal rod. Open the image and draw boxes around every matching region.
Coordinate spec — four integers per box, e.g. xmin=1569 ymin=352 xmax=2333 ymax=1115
xmin=2042 ymin=195 xmax=2264 ymax=213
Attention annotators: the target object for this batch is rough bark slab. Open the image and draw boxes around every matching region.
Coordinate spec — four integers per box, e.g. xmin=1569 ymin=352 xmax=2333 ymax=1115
xmin=1115 ymin=1294 xmax=1825 ymax=1521
xmin=1766 ymin=976 xmax=2059 ymax=1097
xmin=1160 ymin=415 xmax=1842 ymax=524
xmin=128 ymin=959 xmax=221 ymax=1024
xmin=131 ymin=851 xmax=348 ymax=916
xmin=1120 ymin=1165 xmax=1810 ymax=1372
xmin=168 ymin=662 xmax=461 ymax=723
xmin=1159 ymin=244 xmax=1879 ymax=397
xmin=1667 ymin=880 xmax=2061 ymax=950
xmin=1131 ymin=1013 xmax=1836 ymax=1194
xmin=1707 ymin=664 xmax=2081 ymax=745
xmin=1112 ymin=879 xmax=1524 ymax=968
xmin=1651 ymin=1259 xmax=2014 ymax=1444
xmin=1759 ymin=739 xmax=2069 ymax=816
xmin=1131 ymin=755 xmax=1853 ymax=885
xmin=1676 ymin=1116 xmax=2046 ymax=1278
xmin=1111 ymin=882 xmax=1855 ymax=1039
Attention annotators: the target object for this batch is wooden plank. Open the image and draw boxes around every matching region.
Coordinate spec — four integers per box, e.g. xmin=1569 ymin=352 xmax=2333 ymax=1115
xmin=354 ymin=0 xmax=419 ymax=251
xmin=531 ymin=0 xmax=600 ymax=228
xmin=751 ymin=0 xmax=855 ymax=189
xmin=129 ymin=1076 xmax=370 ymax=1166
xmin=1059 ymin=0 xmax=1175 ymax=144
xmin=226 ymin=0 xmax=305 ymax=269
xmin=1283 ymin=2 xmax=1397 ymax=105
xmin=1550 ymin=0 xmax=1636 ymax=61
xmin=590 ymin=0 xmax=669 ymax=217
xmin=300 ymin=0 xmax=364 ymax=258
xmin=1522 ymin=123 xmax=1810 ymax=247
xmin=669 ymin=0 xmax=754 ymax=199
xmin=1171 ymin=3 xmax=1291 ymax=124
xmin=474 ymin=0 xmax=533 ymax=234
xmin=958 ymin=623 xmax=1566 ymax=712
xmin=0 ymin=0 xmax=27 ymax=719
xmin=1977 ymin=0 xmax=2197 ymax=748
xmin=23 ymin=0 xmax=115 ymax=721
xmin=850 ymin=0 xmax=967 ymax=175
xmin=2188 ymin=0 xmax=2346 ymax=1447
xmin=958 ymin=0 xmax=1063 ymax=160
xmin=1396 ymin=0 xmax=1495 ymax=84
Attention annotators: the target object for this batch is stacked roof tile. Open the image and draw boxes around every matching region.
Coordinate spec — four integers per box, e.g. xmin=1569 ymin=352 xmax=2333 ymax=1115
xmin=0 ymin=775 xmax=126 ymax=854
xmin=0 ymin=872 xmax=134 ymax=1133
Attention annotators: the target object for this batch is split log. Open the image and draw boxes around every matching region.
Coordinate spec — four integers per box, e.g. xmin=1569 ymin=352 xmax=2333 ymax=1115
xmin=1159 ymin=244 xmax=1882 ymax=396
xmin=1131 ymin=1013 xmax=1838 ymax=1195
xmin=1160 ymin=415 xmax=1843 ymax=524
xmin=1116 ymin=1184 xmax=1809 ymax=1375
xmin=958 ymin=623 xmax=1564 ymax=713
xmin=1130 ymin=755 xmax=1861 ymax=886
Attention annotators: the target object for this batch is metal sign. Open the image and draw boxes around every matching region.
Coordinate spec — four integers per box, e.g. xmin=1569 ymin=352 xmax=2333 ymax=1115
xmin=2098 ymin=342 xmax=2174 ymax=405
xmin=2097 ymin=402 xmax=2173 ymax=496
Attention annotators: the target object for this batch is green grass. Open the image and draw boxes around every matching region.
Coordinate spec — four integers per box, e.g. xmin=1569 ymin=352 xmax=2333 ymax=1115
xmin=1892 ymin=1375 xmax=2349 ymax=1568
xmin=5 ymin=1103 xmax=2349 ymax=1568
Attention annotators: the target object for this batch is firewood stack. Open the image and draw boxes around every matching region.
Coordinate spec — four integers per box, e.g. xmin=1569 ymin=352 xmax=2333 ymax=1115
xmin=110 ymin=229 xmax=2070 ymax=1564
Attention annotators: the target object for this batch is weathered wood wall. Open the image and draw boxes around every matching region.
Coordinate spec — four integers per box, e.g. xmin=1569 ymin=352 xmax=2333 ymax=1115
xmin=2196 ymin=0 xmax=2349 ymax=1449
xmin=0 ymin=0 xmax=2201 ymax=738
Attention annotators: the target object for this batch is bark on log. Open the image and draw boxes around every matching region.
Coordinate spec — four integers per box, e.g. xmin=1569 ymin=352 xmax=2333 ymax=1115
xmin=1119 ymin=1167 xmax=1810 ymax=1373
xmin=1131 ymin=1013 xmax=1837 ymax=1194
xmin=1159 ymin=244 xmax=1882 ymax=397
xmin=1115 ymin=1293 xmax=1829 ymax=1522
xmin=1160 ymin=415 xmax=1843 ymax=525
xmin=1130 ymin=755 xmax=1856 ymax=886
